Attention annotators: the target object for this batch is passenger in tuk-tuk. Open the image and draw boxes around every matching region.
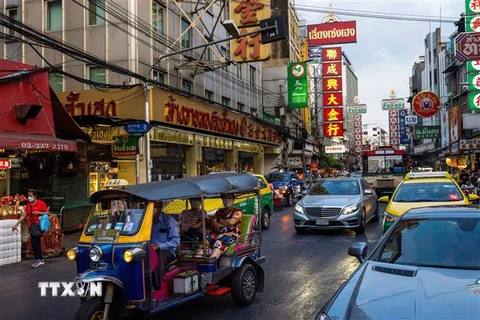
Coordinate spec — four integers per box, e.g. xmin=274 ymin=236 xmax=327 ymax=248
xmin=151 ymin=201 xmax=180 ymax=290
xmin=179 ymin=197 xmax=206 ymax=242
xmin=204 ymin=193 xmax=242 ymax=260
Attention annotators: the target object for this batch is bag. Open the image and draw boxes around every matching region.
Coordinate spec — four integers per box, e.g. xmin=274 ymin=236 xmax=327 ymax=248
xmin=39 ymin=214 xmax=51 ymax=232
xmin=30 ymin=223 xmax=43 ymax=237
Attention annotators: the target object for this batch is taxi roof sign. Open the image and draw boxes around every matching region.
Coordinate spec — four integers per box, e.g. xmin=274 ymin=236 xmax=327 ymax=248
xmin=405 ymin=171 xmax=451 ymax=180
xmin=104 ymin=179 xmax=129 ymax=189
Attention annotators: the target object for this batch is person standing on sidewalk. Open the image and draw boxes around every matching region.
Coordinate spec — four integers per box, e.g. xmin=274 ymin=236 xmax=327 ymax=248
xmin=12 ymin=189 xmax=48 ymax=268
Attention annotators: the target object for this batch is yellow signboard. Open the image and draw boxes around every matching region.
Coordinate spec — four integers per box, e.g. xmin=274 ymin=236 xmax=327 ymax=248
xmin=230 ymin=0 xmax=271 ymax=62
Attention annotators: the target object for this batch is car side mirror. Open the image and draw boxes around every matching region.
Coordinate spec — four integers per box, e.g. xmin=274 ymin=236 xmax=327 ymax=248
xmin=378 ymin=196 xmax=389 ymax=203
xmin=348 ymin=242 xmax=368 ymax=263
xmin=364 ymin=189 xmax=373 ymax=195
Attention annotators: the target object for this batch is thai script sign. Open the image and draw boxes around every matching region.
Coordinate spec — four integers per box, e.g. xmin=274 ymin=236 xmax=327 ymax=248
xmin=398 ymin=109 xmax=410 ymax=145
xmin=415 ymin=126 xmax=440 ymax=139
xmin=112 ymin=135 xmax=137 ymax=156
xmin=82 ymin=127 xmax=111 ymax=141
xmin=460 ymin=139 xmax=480 ymax=150
xmin=287 ymin=62 xmax=308 ymax=109
xmin=346 ymin=104 xmax=367 ymax=114
xmin=200 ymin=136 xmax=234 ymax=150
xmin=149 ymin=127 xmax=194 ymax=145
xmin=381 ymin=98 xmax=406 ymax=110
xmin=63 ymin=91 xmax=117 ymax=117
xmin=307 ymin=21 xmax=357 ymax=46
xmin=455 ymin=32 xmax=480 ymax=62
xmin=325 ymin=145 xmax=346 ymax=154
xmin=231 ymin=0 xmax=271 ymax=62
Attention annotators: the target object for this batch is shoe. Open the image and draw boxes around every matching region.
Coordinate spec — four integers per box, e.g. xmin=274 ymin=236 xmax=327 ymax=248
xmin=31 ymin=260 xmax=43 ymax=268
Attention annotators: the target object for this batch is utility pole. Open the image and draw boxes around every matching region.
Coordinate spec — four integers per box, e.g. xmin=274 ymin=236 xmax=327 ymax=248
xmin=279 ymin=84 xmax=289 ymax=170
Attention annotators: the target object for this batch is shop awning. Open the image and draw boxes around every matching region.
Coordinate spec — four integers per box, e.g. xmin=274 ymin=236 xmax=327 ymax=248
xmin=0 ymin=132 xmax=77 ymax=152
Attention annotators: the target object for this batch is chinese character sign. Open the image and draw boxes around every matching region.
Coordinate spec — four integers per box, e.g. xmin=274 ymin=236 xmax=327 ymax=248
xmin=322 ymin=47 xmax=342 ymax=61
xmin=468 ymin=91 xmax=480 ymax=111
xmin=354 ymin=114 xmax=363 ymax=152
xmin=322 ymin=62 xmax=342 ymax=76
xmin=466 ymin=0 xmax=480 ymax=15
xmin=0 ymin=159 xmax=11 ymax=170
xmin=323 ymin=107 xmax=344 ymax=122
xmin=231 ymin=0 xmax=271 ymax=62
xmin=323 ymin=77 xmax=343 ymax=92
xmin=389 ymin=110 xmax=399 ymax=145
xmin=323 ymin=92 xmax=343 ymax=106
xmin=323 ymin=122 xmax=344 ymax=137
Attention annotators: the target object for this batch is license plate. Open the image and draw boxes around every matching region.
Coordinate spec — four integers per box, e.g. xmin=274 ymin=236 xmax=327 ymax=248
xmin=316 ymin=218 xmax=329 ymax=226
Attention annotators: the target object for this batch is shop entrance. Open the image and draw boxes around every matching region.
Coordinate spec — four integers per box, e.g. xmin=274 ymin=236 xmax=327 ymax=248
xmin=202 ymin=147 xmax=229 ymax=174
xmin=239 ymin=151 xmax=255 ymax=172
xmin=151 ymin=143 xmax=187 ymax=180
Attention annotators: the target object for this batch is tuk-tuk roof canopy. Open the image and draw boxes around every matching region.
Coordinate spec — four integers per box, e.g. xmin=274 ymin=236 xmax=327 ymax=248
xmin=89 ymin=173 xmax=259 ymax=203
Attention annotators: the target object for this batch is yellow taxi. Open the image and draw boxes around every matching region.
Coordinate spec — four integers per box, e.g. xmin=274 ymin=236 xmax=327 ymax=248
xmin=379 ymin=171 xmax=479 ymax=232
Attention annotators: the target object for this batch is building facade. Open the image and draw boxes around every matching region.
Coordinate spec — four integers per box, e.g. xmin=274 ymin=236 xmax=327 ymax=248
xmin=362 ymin=124 xmax=388 ymax=150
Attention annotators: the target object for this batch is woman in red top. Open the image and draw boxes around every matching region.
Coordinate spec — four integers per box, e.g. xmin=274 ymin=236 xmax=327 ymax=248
xmin=12 ymin=189 xmax=48 ymax=268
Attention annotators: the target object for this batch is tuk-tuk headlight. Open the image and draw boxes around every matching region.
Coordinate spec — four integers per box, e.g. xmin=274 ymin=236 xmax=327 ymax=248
xmin=89 ymin=246 xmax=103 ymax=263
xmin=66 ymin=247 xmax=78 ymax=261
xmin=124 ymin=248 xmax=147 ymax=263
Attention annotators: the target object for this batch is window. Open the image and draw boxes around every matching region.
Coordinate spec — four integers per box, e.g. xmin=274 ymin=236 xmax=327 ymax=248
xmin=49 ymin=71 xmax=63 ymax=92
xmin=205 ymin=90 xmax=213 ymax=100
xmin=237 ymin=103 xmax=245 ymax=112
xmin=237 ymin=64 xmax=243 ymax=80
xmin=153 ymin=70 xmax=165 ymax=84
xmin=89 ymin=0 xmax=105 ymax=25
xmin=181 ymin=19 xmax=192 ymax=48
xmin=221 ymin=46 xmax=228 ymax=71
xmin=221 ymin=96 xmax=230 ymax=107
xmin=89 ymin=67 xmax=106 ymax=85
xmin=182 ymin=79 xmax=192 ymax=93
xmin=7 ymin=8 xmax=18 ymax=37
xmin=45 ymin=0 xmax=62 ymax=31
xmin=152 ymin=1 xmax=165 ymax=35
xmin=249 ymin=66 xmax=256 ymax=87
xmin=205 ymin=46 xmax=212 ymax=60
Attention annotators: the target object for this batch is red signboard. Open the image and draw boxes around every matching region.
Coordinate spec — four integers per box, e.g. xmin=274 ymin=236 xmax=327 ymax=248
xmin=389 ymin=110 xmax=399 ymax=146
xmin=323 ymin=122 xmax=344 ymax=137
xmin=323 ymin=107 xmax=344 ymax=122
xmin=323 ymin=92 xmax=343 ymax=107
xmin=412 ymin=91 xmax=440 ymax=118
xmin=0 ymin=159 xmax=11 ymax=170
xmin=455 ymin=32 xmax=480 ymax=62
xmin=307 ymin=21 xmax=357 ymax=46
xmin=322 ymin=47 xmax=342 ymax=61
xmin=323 ymin=77 xmax=343 ymax=92
xmin=353 ymin=113 xmax=363 ymax=153
xmin=322 ymin=62 xmax=342 ymax=76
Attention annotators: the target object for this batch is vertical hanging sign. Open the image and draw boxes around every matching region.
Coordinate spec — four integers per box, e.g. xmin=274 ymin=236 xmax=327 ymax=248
xmin=287 ymin=62 xmax=309 ymax=109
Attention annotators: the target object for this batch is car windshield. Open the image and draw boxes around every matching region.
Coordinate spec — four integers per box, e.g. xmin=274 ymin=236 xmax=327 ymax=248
xmin=309 ymin=180 xmax=360 ymax=195
xmin=267 ymin=173 xmax=289 ymax=183
xmin=378 ymin=217 xmax=480 ymax=270
xmin=393 ymin=182 xmax=463 ymax=202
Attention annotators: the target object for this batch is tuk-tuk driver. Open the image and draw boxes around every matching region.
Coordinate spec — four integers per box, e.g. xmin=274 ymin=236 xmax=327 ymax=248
xmin=151 ymin=201 xmax=180 ymax=290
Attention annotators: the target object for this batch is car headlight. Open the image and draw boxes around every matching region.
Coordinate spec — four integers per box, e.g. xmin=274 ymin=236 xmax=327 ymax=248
xmin=316 ymin=312 xmax=331 ymax=320
xmin=343 ymin=204 xmax=359 ymax=214
xmin=89 ymin=246 xmax=103 ymax=263
xmin=66 ymin=247 xmax=78 ymax=261
xmin=294 ymin=204 xmax=305 ymax=214
xmin=384 ymin=212 xmax=398 ymax=222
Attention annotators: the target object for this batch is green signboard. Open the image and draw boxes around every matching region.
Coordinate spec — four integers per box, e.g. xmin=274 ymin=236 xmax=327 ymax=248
xmin=468 ymin=91 xmax=480 ymax=111
xmin=346 ymin=105 xmax=367 ymax=114
xmin=415 ymin=126 xmax=440 ymax=139
xmin=287 ymin=62 xmax=308 ymax=109
xmin=381 ymin=98 xmax=405 ymax=110
xmin=466 ymin=0 xmax=480 ymax=15
xmin=262 ymin=112 xmax=279 ymax=125
xmin=466 ymin=15 xmax=480 ymax=32
xmin=112 ymin=135 xmax=137 ymax=156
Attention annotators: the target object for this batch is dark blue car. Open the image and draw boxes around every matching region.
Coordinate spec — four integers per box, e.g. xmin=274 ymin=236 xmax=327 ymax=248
xmin=266 ymin=171 xmax=304 ymax=206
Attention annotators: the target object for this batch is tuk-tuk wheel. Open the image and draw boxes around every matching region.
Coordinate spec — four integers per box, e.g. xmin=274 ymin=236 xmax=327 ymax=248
xmin=74 ymin=298 xmax=118 ymax=320
xmin=231 ymin=263 xmax=257 ymax=307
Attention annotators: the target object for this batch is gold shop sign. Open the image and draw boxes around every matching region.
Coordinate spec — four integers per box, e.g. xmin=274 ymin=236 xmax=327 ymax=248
xmin=82 ymin=127 xmax=111 ymax=141
xmin=238 ymin=142 xmax=261 ymax=153
xmin=201 ymin=136 xmax=234 ymax=150
xmin=150 ymin=127 xmax=194 ymax=145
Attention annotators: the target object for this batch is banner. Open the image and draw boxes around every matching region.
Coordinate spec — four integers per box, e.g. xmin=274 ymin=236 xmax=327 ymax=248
xmin=388 ymin=110 xmax=399 ymax=146
xmin=398 ymin=109 xmax=410 ymax=145
xmin=287 ymin=62 xmax=308 ymax=109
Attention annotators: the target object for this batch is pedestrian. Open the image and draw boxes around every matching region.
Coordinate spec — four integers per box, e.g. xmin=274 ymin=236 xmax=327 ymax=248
xmin=11 ymin=189 xmax=48 ymax=268
xmin=151 ymin=201 xmax=180 ymax=290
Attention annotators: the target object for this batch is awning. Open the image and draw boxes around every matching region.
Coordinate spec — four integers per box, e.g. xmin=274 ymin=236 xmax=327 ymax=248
xmin=0 ymin=132 xmax=77 ymax=152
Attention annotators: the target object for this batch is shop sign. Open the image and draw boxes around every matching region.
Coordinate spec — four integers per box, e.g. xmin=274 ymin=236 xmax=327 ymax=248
xmin=164 ymin=95 xmax=282 ymax=145
xmin=230 ymin=0 xmax=271 ymax=62
xmin=287 ymin=62 xmax=309 ymax=109
xmin=323 ymin=92 xmax=343 ymax=107
xmin=82 ymin=127 xmax=111 ymax=141
xmin=112 ymin=135 xmax=137 ymax=157
xmin=399 ymin=109 xmax=410 ymax=145
xmin=150 ymin=127 xmax=194 ymax=145
xmin=63 ymin=91 xmax=118 ymax=117
xmin=454 ymin=32 xmax=480 ymax=62
xmin=468 ymin=73 xmax=480 ymax=91
xmin=412 ymin=91 xmax=440 ymax=118
xmin=0 ymin=159 xmax=11 ymax=170
xmin=323 ymin=77 xmax=343 ymax=92
xmin=346 ymin=104 xmax=367 ymax=114
xmin=389 ymin=110 xmax=399 ymax=146
xmin=468 ymin=91 xmax=480 ymax=111
xmin=466 ymin=0 xmax=480 ymax=16
xmin=322 ymin=62 xmax=342 ymax=76
xmin=323 ymin=107 xmax=344 ymax=122
xmin=415 ymin=126 xmax=440 ymax=139
xmin=466 ymin=15 xmax=480 ymax=32
xmin=238 ymin=142 xmax=261 ymax=153
xmin=325 ymin=145 xmax=345 ymax=153
xmin=467 ymin=60 xmax=480 ymax=73
xmin=200 ymin=136 xmax=234 ymax=150
xmin=307 ymin=21 xmax=357 ymax=46
xmin=323 ymin=122 xmax=344 ymax=137
xmin=460 ymin=139 xmax=480 ymax=150
xmin=321 ymin=47 xmax=342 ymax=61
xmin=381 ymin=98 xmax=406 ymax=110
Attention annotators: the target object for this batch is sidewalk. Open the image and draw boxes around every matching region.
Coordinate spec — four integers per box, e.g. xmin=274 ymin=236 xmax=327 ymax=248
xmin=0 ymin=232 xmax=82 ymax=320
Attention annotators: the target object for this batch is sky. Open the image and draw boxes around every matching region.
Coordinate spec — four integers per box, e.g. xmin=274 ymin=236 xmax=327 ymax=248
xmin=295 ymin=0 xmax=463 ymax=129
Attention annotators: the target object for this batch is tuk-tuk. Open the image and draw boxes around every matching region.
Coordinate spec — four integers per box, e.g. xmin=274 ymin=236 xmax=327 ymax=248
xmin=67 ymin=173 xmax=265 ymax=319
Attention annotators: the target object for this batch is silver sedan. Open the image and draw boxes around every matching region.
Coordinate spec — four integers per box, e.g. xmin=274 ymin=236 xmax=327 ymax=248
xmin=293 ymin=178 xmax=379 ymax=234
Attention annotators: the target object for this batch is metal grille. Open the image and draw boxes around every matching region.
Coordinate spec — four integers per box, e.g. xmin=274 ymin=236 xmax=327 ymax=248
xmin=306 ymin=207 xmax=341 ymax=217
xmin=377 ymin=179 xmax=394 ymax=189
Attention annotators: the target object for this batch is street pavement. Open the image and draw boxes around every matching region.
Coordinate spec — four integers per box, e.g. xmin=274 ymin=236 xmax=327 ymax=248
xmin=0 ymin=203 xmax=386 ymax=320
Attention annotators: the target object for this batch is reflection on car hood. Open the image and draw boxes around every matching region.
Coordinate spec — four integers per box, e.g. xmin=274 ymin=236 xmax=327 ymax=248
xmin=332 ymin=261 xmax=480 ymax=319
xmin=302 ymin=195 xmax=361 ymax=206
xmin=388 ymin=200 xmax=465 ymax=216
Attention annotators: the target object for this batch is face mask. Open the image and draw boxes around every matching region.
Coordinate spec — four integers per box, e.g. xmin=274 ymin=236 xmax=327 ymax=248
xmin=27 ymin=196 xmax=34 ymax=202
xmin=191 ymin=201 xmax=201 ymax=209
xmin=222 ymin=199 xmax=233 ymax=208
